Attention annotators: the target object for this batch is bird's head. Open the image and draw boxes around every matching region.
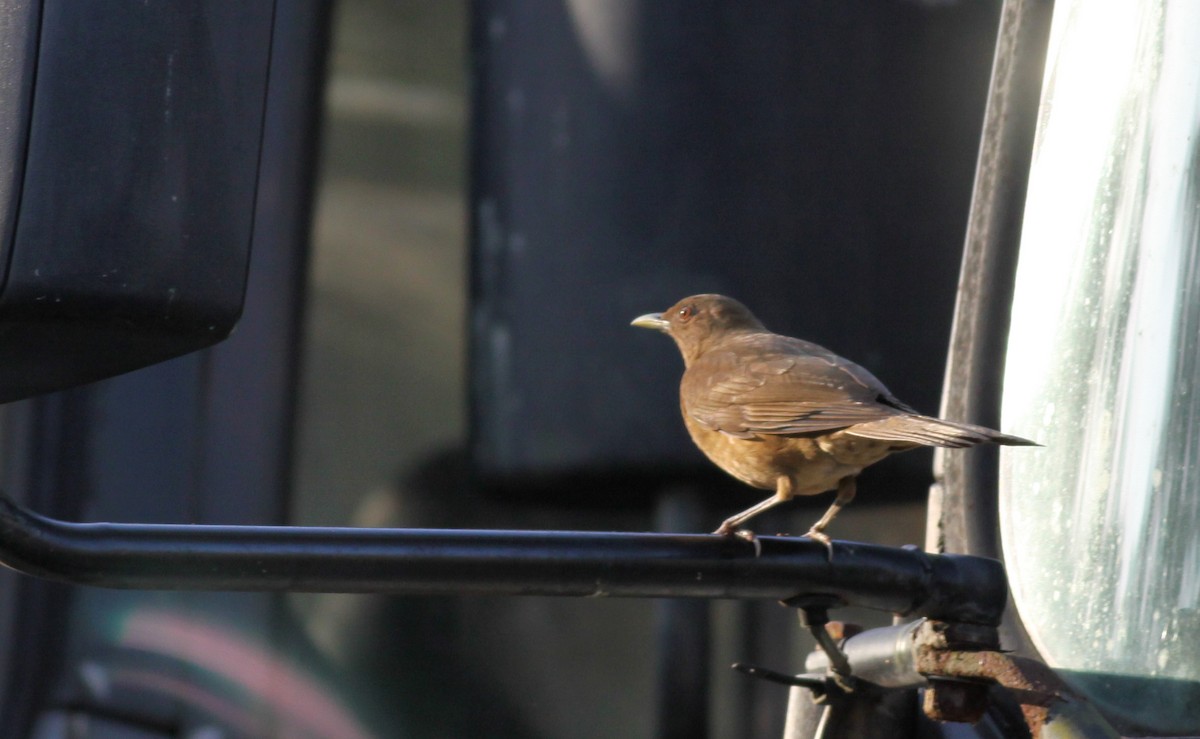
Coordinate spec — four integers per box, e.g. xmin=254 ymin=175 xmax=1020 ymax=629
xmin=631 ymin=294 xmax=765 ymax=365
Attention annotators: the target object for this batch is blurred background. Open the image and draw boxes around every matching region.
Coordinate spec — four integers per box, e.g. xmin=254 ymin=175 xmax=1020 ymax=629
xmin=289 ymin=1 xmax=998 ymax=737
xmin=0 ymin=1 xmax=1005 ymax=737
xmin=6 ymin=2 xmax=1199 ymax=737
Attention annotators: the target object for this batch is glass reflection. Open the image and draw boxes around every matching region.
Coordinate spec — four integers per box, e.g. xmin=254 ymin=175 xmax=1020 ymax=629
xmin=1000 ymin=0 xmax=1200 ymax=732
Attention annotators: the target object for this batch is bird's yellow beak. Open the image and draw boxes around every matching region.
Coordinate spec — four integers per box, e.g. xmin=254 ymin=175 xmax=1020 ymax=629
xmin=631 ymin=312 xmax=670 ymax=332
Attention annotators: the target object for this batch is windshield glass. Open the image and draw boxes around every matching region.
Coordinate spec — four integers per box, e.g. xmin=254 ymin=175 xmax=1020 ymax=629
xmin=1000 ymin=0 xmax=1200 ymax=733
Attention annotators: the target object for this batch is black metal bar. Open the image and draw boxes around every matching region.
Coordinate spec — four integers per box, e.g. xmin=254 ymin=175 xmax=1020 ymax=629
xmin=934 ymin=0 xmax=1055 ymax=556
xmin=0 ymin=493 xmax=1007 ymax=625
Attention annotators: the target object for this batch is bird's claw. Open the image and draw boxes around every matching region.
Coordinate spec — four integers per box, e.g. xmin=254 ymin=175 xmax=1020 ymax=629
xmin=735 ymin=529 xmax=763 ymax=558
xmin=715 ymin=525 xmax=763 ymax=557
xmin=805 ymin=528 xmax=834 ymax=562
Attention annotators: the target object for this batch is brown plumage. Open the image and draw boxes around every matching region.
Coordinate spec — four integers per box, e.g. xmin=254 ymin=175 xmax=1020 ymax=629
xmin=632 ymin=294 xmax=1035 ymax=551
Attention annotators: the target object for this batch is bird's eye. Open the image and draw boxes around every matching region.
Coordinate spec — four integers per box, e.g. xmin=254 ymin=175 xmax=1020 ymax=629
xmin=677 ymin=305 xmax=695 ymax=321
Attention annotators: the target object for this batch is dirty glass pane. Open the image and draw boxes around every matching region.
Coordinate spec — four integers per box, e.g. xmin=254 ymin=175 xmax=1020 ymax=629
xmin=1000 ymin=0 xmax=1200 ymax=732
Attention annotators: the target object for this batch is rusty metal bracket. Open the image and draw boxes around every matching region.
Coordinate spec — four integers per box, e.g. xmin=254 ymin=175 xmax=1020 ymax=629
xmin=912 ymin=620 xmax=1119 ymax=737
xmin=796 ymin=619 xmax=1121 ymax=737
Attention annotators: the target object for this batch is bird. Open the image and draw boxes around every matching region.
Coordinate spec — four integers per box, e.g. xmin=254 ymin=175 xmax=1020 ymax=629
xmin=632 ymin=294 xmax=1035 ymax=553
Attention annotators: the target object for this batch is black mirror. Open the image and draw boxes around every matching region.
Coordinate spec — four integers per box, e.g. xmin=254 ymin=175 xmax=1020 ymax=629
xmin=0 ymin=3 xmax=274 ymax=402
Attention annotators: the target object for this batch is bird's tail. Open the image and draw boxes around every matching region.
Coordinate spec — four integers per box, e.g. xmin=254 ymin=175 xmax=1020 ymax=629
xmin=846 ymin=414 xmax=1038 ymax=449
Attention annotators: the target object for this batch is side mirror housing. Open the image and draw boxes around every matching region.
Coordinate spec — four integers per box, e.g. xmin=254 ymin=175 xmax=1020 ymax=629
xmin=0 ymin=4 xmax=274 ymax=401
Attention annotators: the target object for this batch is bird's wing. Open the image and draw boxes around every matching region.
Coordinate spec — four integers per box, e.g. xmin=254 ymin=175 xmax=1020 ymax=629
xmin=682 ymin=335 xmax=912 ymax=438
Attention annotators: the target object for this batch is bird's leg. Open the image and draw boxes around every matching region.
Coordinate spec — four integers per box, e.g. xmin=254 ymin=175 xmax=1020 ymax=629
xmin=804 ymin=475 xmax=856 ymax=558
xmin=714 ymin=477 xmax=794 ymax=536
xmin=713 ymin=494 xmax=784 ymax=535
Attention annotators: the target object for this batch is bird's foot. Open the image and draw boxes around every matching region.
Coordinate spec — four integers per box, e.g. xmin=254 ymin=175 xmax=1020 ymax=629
xmin=805 ymin=528 xmax=834 ymax=562
xmin=714 ymin=524 xmax=762 ymax=557
xmin=736 ymin=530 xmax=763 ymax=558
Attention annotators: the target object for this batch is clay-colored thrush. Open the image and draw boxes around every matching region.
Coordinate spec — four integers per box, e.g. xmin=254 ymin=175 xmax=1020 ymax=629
xmin=632 ymin=294 xmax=1034 ymax=550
